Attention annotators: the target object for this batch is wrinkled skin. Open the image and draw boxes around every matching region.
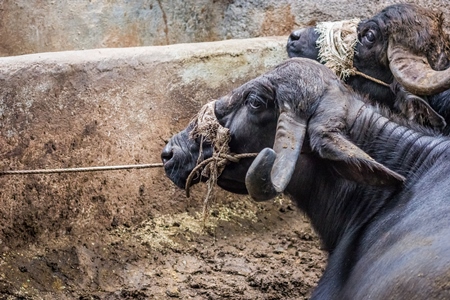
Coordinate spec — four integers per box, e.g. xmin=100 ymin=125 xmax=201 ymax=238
xmin=162 ymin=58 xmax=400 ymax=197
xmin=162 ymin=75 xmax=279 ymax=194
xmin=286 ymin=3 xmax=450 ymax=132
xmin=162 ymin=58 xmax=450 ymax=299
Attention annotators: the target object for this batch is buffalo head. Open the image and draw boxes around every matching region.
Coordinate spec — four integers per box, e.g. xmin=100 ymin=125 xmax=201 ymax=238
xmin=162 ymin=58 xmax=404 ymax=201
xmin=287 ymin=3 xmax=450 ymax=129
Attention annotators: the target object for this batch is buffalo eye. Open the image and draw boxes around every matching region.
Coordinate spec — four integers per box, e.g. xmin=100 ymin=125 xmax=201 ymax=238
xmin=362 ymin=29 xmax=376 ymax=45
xmin=245 ymin=92 xmax=266 ymax=111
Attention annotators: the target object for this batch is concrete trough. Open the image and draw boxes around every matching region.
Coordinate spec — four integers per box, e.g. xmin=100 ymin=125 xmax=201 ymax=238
xmin=0 ymin=37 xmax=288 ymax=249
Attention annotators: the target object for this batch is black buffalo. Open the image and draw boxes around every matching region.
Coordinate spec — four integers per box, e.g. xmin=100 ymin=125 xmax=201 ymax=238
xmin=287 ymin=3 xmax=450 ymax=132
xmin=162 ymin=58 xmax=450 ymax=299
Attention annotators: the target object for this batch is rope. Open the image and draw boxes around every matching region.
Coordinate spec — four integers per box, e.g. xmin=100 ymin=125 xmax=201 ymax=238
xmin=352 ymin=69 xmax=390 ymax=87
xmin=316 ymin=19 xmax=390 ymax=88
xmin=0 ymin=163 xmax=163 ymax=176
xmin=316 ymin=18 xmax=360 ymax=79
xmin=184 ymin=152 xmax=258 ymax=198
xmin=184 ymin=100 xmax=261 ymax=221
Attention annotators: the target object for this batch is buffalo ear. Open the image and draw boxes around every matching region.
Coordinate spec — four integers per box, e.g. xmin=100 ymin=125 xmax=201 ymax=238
xmin=392 ymin=82 xmax=446 ymax=130
xmin=330 ymin=159 xmax=405 ymax=186
xmin=311 ymin=131 xmax=405 ymax=186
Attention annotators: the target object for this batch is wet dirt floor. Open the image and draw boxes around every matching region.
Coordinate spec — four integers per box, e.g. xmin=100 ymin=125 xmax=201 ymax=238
xmin=0 ymin=193 xmax=326 ymax=299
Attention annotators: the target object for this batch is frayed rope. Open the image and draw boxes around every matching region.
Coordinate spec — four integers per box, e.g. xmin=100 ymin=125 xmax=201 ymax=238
xmin=315 ymin=18 xmax=390 ymax=87
xmin=186 ymin=101 xmax=257 ymax=221
xmin=316 ymin=18 xmax=360 ymax=80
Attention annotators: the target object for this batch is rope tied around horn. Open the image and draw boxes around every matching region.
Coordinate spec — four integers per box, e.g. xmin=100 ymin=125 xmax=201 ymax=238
xmin=186 ymin=100 xmax=257 ymax=219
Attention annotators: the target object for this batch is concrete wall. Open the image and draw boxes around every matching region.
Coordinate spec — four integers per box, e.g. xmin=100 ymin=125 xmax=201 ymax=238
xmin=0 ymin=0 xmax=448 ymax=249
xmin=0 ymin=0 xmax=448 ymax=57
xmin=0 ymin=37 xmax=287 ymax=249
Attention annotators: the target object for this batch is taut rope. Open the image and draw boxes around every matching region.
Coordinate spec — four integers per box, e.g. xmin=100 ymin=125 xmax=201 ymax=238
xmin=0 ymin=163 xmax=163 ymax=175
xmin=2 ymin=100 xmax=257 ymax=222
xmin=352 ymin=70 xmax=390 ymax=88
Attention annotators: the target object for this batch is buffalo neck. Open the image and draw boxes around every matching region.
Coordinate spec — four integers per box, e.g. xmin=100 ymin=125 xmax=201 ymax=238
xmin=286 ymin=105 xmax=450 ymax=254
xmin=350 ymin=106 xmax=450 ymax=184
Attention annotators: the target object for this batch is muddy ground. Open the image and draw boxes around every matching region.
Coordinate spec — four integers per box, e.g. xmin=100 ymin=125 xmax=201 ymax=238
xmin=0 ymin=187 xmax=326 ymax=299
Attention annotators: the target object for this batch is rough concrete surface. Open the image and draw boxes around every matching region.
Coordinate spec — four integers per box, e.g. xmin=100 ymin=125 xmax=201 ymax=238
xmin=0 ymin=0 xmax=449 ymax=57
xmin=0 ymin=37 xmax=327 ymax=299
xmin=0 ymin=37 xmax=287 ymax=247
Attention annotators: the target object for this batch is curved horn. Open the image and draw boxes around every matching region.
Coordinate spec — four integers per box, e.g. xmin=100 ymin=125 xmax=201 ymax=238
xmin=388 ymin=42 xmax=450 ymax=95
xmin=245 ymin=112 xmax=307 ymax=201
xmin=245 ymin=148 xmax=278 ymax=202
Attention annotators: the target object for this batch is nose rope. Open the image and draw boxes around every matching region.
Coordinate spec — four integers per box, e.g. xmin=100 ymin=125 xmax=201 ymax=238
xmin=185 ymin=152 xmax=257 ymax=198
xmin=315 ymin=18 xmax=389 ymax=88
xmin=186 ymin=100 xmax=257 ymax=218
xmin=316 ymin=18 xmax=360 ymax=79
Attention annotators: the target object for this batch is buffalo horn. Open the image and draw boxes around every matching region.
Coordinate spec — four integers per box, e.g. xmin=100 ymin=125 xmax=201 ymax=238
xmin=245 ymin=148 xmax=279 ymax=201
xmin=245 ymin=112 xmax=306 ymax=201
xmin=388 ymin=42 xmax=450 ymax=95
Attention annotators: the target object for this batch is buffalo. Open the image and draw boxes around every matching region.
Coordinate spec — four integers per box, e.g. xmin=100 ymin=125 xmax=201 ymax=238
xmin=162 ymin=58 xmax=450 ymax=299
xmin=287 ymin=3 xmax=450 ymax=132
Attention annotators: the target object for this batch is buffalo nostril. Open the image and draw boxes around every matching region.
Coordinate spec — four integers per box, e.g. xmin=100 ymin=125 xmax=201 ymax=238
xmin=288 ymin=30 xmax=302 ymax=42
xmin=161 ymin=146 xmax=174 ymax=165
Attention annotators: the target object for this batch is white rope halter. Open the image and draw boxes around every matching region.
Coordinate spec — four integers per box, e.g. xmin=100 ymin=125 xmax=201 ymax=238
xmin=316 ymin=19 xmax=360 ymax=79
xmin=315 ymin=18 xmax=390 ymax=88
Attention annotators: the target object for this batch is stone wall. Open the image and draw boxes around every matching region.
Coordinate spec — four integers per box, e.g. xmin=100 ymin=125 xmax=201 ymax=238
xmin=0 ymin=37 xmax=287 ymax=248
xmin=0 ymin=0 xmax=448 ymax=57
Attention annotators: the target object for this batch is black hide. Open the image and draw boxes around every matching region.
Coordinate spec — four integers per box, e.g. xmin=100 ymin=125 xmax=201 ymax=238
xmin=286 ymin=3 xmax=450 ymax=132
xmin=162 ymin=58 xmax=450 ymax=299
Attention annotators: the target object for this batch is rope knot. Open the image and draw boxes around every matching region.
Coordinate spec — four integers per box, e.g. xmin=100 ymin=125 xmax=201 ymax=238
xmin=186 ymin=101 xmax=257 ymax=221
xmin=316 ymin=18 xmax=360 ymax=80
xmin=190 ymin=101 xmax=231 ymax=156
xmin=185 ymin=100 xmax=232 ymax=219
